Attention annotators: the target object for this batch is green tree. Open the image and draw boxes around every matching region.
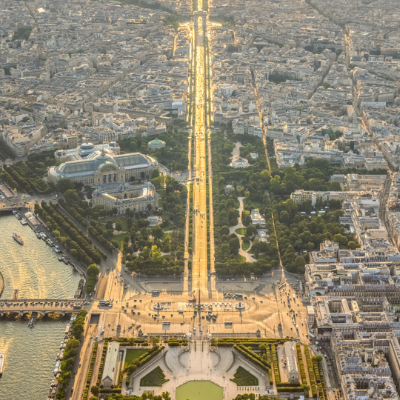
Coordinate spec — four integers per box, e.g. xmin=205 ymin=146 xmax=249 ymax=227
xmin=333 ymin=233 xmax=348 ymax=247
xmin=91 ymin=386 xmax=100 ymax=396
xmin=127 ymin=217 xmax=133 ymax=230
xmin=116 ymin=220 xmax=123 ymax=232
xmin=150 ymin=336 xmax=160 ymax=347
xmin=106 ymin=220 xmax=113 ymax=230
xmin=72 ymin=322 xmax=84 ymax=338
xmin=162 ymin=392 xmax=171 ymax=400
xmin=56 ymin=178 xmax=76 ymax=193
xmin=280 ymin=210 xmax=289 ymax=224
xmin=152 ymin=225 xmax=164 ymax=240
xmin=294 ymin=256 xmax=306 ymax=272
xmin=347 ymin=241 xmax=358 ymax=250
xmin=64 ymin=189 xmax=79 ymax=203
xmin=87 ymin=264 xmax=100 ymax=277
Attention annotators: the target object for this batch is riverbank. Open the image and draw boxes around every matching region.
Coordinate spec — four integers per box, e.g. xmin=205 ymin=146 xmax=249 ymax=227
xmin=0 ymin=214 xmax=82 ymax=399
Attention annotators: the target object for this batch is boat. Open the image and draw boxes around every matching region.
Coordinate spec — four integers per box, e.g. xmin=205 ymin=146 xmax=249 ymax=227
xmin=12 ymin=232 xmax=24 ymax=245
xmin=20 ymin=218 xmax=28 ymax=226
xmin=14 ymin=213 xmax=21 ymax=220
xmin=0 ymin=352 xmax=4 ymax=377
xmin=36 ymin=232 xmax=41 ymax=239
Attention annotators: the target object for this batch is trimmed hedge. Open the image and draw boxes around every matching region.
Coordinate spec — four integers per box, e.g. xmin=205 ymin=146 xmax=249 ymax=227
xmin=277 ymin=386 xmax=305 ymax=393
xmin=99 ymin=388 xmax=123 ymax=394
xmin=265 ymin=345 xmax=271 ymax=365
xmin=276 ymin=382 xmax=303 ymax=387
xmin=305 ymin=345 xmax=317 ymax=398
xmin=271 ymin=344 xmax=281 ymax=385
xmin=125 ymin=346 xmax=165 ymax=377
xmin=268 ymin=368 xmax=273 ymax=385
xmin=82 ymin=342 xmax=98 ymax=400
xmin=313 ymin=359 xmax=327 ymax=400
xmin=215 ymin=338 xmax=291 ymax=347
xmin=234 ymin=344 xmax=269 ymax=371
xmin=167 ymin=338 xmax=188 ymax=347
xmin=296 ymin=343 xmax=308 ymax=385
xmin=96 ymin=339 xmax=110 ymax=387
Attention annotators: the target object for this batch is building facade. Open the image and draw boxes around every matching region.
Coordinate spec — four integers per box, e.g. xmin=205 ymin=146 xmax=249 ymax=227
xmin=92 ymin=182 xmax=159 ymax=214
xmin=48 ymin=149 xmax=158 ymax=185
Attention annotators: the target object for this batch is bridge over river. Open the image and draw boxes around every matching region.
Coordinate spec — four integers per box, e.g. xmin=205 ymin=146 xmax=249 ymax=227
xmin=0 ymin=299 xmax=83 ymax=317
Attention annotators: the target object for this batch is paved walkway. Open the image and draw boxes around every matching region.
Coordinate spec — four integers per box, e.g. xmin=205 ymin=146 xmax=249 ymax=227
xmin=127 ymin=341 xmax=269 ymax=399
xmin=231 ymin=141 xmax=243 ymax=162
xmin=229 ymin=197 xmax=256 ymax=262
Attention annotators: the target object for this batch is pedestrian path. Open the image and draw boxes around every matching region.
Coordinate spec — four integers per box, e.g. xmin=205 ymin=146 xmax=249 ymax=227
xmin=229 ymin=197 xmax=256 ymax=262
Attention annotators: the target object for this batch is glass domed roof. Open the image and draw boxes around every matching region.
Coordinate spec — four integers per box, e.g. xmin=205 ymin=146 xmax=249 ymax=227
xmin=99 ymin=162 xmax=118 ymax=172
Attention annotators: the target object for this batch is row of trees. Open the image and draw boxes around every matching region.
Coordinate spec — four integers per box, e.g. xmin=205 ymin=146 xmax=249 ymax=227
xmin=0 ymin=162 xmax=53 ymax=195
xmin=58 ymin=188 xmax=116 ymax=253
xmin=36 ymin=202 xmax=105 ymax=267
xmin=86 ymin=264 xmax=100 ymax=294
xmin=55 ymin=309 xmax=87 ymax=400
xmin=0 ymin=140 xmax=15 ymax=160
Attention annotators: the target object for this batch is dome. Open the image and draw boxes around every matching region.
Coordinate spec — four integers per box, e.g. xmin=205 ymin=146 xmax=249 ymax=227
xmin=92 ymin=149 xmax=119 ymax=171
xmin=80 ymin=143 xmax=94 ymax=151
xmin=98 ymin=162 xmax=118 ymax=172
xmin=148 ymin=138 xmax=166 ymax=149
xmin=149 ymin=138 xmax=164 ymax=145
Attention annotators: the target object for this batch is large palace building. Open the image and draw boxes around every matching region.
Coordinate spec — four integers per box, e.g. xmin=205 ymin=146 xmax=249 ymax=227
xmin=92 ymin=182 xmax=159 ymax=215
xmin=48 ymin=148 xmax=158 ymax=185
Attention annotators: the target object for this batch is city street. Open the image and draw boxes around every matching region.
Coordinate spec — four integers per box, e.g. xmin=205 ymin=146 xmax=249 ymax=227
xmin=191 ymin=9 xmax=212 ymax=297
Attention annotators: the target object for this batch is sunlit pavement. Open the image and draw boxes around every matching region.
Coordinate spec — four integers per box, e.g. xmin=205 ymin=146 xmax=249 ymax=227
xmin=191 ymin=8 xmax=211 ymax=298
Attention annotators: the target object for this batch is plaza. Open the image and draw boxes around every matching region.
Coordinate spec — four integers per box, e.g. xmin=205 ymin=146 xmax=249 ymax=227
xmin=126 ymin=340 xmax=269 ymax=399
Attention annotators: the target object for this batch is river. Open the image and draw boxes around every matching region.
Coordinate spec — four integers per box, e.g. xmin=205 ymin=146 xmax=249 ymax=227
xmin=0 ymin=214 xmax=82 ymax=399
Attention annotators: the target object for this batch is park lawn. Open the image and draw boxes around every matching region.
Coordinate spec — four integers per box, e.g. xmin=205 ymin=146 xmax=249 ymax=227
xmin=124 ymin=349 xmax=149 ymax=368
xmin=231 ymin=366 xmax=259 ymax=386
xmin=113 ymin=232 xmax=126 ymax=250
xmin=162 ymin=223 xmax=173 ymax=232
xmin=140 ymin=366 xmax=169 ymax=386
xmin=162 ymin=232 xmax=172 ymax=241
xmin=235 ymin=228 xmax=246 ymax=235
xmin=242 ymin=238 xmax=250 ymax=251
xmin=101 ymin=217 xmax=128 ymax=232
xmin=116 ymin=218 xmax=129 ymax=231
